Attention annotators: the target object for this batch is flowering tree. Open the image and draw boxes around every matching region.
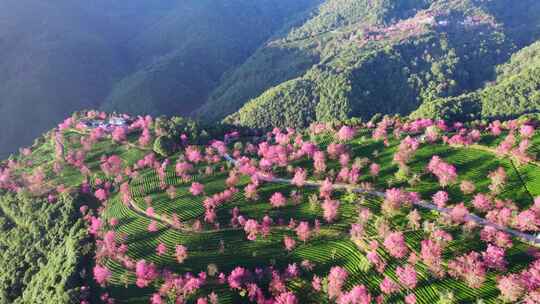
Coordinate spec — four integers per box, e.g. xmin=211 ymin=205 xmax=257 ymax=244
xmin=448 ymin=251 xmax=486 ymax=288
xmin=190 ymin=182 xmax=205 ymax=196
xmin=244 ymin=219 xmax=259 ymax=241
xmin=337 ymin=285 xmax=371 ymax=304
xmin=328 ymin=266 xmax=348 ymax=299
xmin=432 ymin=190 xmax=449 ymax=208
xmin=112 ymin=126 xmax=127 ymax=143
xmin=472 ymin=193 xmax=492 ymax=212
xmin=156 ymin=243 xmax=167 ymax=256
xmin=175 ymin=245 xmax=188 ymax=263
xmin=322 ymin=199 xmax=340 ymax=222
xmin=427 ymin=156 xmax=457 ymax=187
xmin=336 ymin=126 xmax=356 ymax=142
xmin=497 ymin=274 xmax=525 ymax=302
xmin=295 ymin=221 xmax=311 ymax=243
xmin=270 ymin=192 xmax=287 ymax=208
xmin=292 ymin=168 xmax=307 ymax=187
xmin=186 ymin=146 xmax=203 ymax=164
xmin=275 ymin=291 xmax=298 ymax=304
xmin=460 ymin=180 xmax=476 ymax=195
xmin=93 ymin=265 xmax=112 ymax=286
xmin=383 ymin=232 xmax=408 ymax=258
xmin=135 ymin=260 xmax=159 ymax=288
xmin=379 ymin=276 xmax=399 ymax=294
xmin=396 ymin=264 xmax=418 ymax=289
xmin=482 ymin=244 xmax=507 ymax=271
xmin=420 ymin=239 xmax=443 ymax=277
xmin=488 ymin=167 xmax=507 ymax=194
xmin=283 ymin=236 xmax=296 ymax=251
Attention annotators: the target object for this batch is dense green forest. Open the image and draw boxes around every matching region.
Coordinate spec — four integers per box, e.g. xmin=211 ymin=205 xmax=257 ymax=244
xmin=413 ymin=41 xmax=540 ymax=121
xmin=207 ymin=0 xmax=540 ymax=129
xmin=0 ymin=191 xmax=90 ymax=303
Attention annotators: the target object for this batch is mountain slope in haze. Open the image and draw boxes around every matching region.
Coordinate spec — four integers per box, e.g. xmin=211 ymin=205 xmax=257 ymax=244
xmin=100 ymin=0 xmax=317 ymax=117
xmin=0 ymin=0 xmax=178 ymax=158
xmin=0 ymin=0 xmax=316 ymax=158
xmin=197 ymin=0 xmax=540 ymax=128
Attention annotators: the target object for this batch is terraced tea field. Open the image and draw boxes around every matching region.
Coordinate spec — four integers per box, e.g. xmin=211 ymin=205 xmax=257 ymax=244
xmin=98 ymin=126 xmax=540 ymax=303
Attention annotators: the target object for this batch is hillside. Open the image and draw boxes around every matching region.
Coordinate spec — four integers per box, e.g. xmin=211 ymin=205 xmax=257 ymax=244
xmin=4 ymin=0 xmax=540 ymax=158
xmin=412 ymin=40 xmax=540 ymax=121
xmin=100 ymin=0 xmax=317 ymax=117
xmin=2 ymin=111 xmax=540 ymax=303
xmin=0 ymin=0 xmax=315 ymax=158
xmin=196 ymin=0 xmax=540 ymax=128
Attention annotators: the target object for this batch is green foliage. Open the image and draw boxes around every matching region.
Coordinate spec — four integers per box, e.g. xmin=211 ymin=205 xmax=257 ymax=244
xmin=227 ymin=78 xmax=318 ymax=129
xmin=417 ymin=40 xmax=540 ymax=121
xmin=0 ymin=191 xmax=88 ymax=303
xmin=153 ymin=135 xmax=175 ymax=157
xmin=411 ymin=93 xmax=482 ymax=121
xmin=481 ymin=67 xmax=540 ymax=118
xmin=479 ymin=41 xmax=540 ymax=118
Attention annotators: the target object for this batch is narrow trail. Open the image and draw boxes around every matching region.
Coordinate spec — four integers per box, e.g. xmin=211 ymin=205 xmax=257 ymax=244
xmin=125 ymin=197 xmax=245 ymax=234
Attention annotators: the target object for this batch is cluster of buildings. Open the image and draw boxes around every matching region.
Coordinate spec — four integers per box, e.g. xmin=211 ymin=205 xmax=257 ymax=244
xmin=79 ymin=116 xmax=130 ymax=132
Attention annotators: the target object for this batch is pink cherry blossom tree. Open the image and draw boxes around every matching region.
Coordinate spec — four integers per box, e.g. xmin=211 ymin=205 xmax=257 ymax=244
xmin=93 ymin=265 xmax=112 ymax=286
xmin=283 ymin=236 xmax=296 ymax=251
xmin=427 ymin=156 xmax=457 ymax=187
xmin=432 ymin=190 xmax=449 ymax=208
xmin=396 ymin=264 xmax=418 ymax=289
xmin=135 ymin=260 xmax=159 ymax=288
xmin=190 ymin=182 xmax=205 ymax=196
xmin=327 ymin=266 xmax=348 ymax=299
xmin=295 ymin=221 xmax=311 ymax=243
xmin=338 ymin=285 xmax=371 ymax=304
xmin=448 ymin=251 xmax=486 ymax=288
xmin=270 ymin=192 xmax=287 ymax=208
xmin=322 ymin=199 xmax=340 ymax=223
xmin=175 ymin=245 xmax=188 ymax=263
xmin=379 ymin=276 xmax=400 ymax=295
xmin=383 ymin=232 xmax=408 ymax=258
xmin=336 ymin=126 xmax=356 ymax=142
xmin=244 ymin=219 xmax=259 ymax=241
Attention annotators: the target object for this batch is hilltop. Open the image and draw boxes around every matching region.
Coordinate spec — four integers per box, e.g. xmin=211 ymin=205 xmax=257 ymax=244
xmin=2 ymin=111 xmax=540 ymax=303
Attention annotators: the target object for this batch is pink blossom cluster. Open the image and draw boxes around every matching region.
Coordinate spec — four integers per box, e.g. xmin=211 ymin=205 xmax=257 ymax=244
xmin=427 ymin=156 xmax=458 ymax=187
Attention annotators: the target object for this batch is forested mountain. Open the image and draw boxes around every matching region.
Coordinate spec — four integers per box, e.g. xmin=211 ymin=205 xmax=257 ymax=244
xmin=197 ymin=0 xmax=540 ymax=128
xmin=4 ymin=0 xmax=540 ymax=158
xmin=0 ymin=0 xmax=315 ymax=158
xmin=413 ymin=40 xmax=540 ymax=121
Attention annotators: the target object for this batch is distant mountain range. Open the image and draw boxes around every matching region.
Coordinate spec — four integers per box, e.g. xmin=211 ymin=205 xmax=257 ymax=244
xmin=2 ymin=0 xmax=540 ymax=157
